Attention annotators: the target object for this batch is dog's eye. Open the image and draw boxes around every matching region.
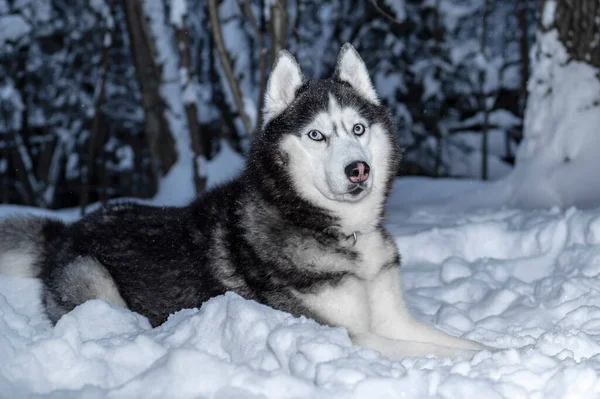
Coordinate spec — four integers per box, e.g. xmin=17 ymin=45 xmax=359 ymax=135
xmin=353 ymin=123 xmax=366 ymax=136
xmin=307 ymin=130 xmax=325 ymax=141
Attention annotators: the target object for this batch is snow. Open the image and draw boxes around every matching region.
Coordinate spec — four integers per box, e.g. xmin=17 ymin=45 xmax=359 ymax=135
xmin=0 ymin=14 xmax=30 ymax=47
xmin=0 ymin=79 xmax=24 ymax=132
xmin=151 ymin=139 xmax=244 ymax=206
xmin=541 ymin=0 xmax=556 ymax=28
xmin=452 ymin=109 xmax=522 ymax=131
xmin=115 ymin=145 xmax=134 ymax=171
xmin=4 ymin=176 xmax=600 ymax=397
xmin=205 ymin=140 xmax=245 ymax=190
xmin=90 ymin=0 xmax=114 ymax=30
xmin=179 ymin=68 xmax=196 ymax=105
xmin=443 ymin=135 xmax=513 ymax=180
xmin=169 ymin=0 xmax=187 ymax=29
xmin=434 ymin=0 xmax=477 ymax=34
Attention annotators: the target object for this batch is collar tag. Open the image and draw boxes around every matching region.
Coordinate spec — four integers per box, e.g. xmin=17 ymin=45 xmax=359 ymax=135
xmin=350 ymin=231 xmax=358 ymax=247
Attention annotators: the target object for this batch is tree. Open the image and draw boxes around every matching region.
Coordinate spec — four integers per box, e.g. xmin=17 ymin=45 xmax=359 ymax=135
xmin=479 ymin=0 xmax=491 ymax=180
xmin=509 ymin=0 xmax=600 ymax=208
xmin=0 ymin=0 xmax=542 ymax=208
xmin=516 ymin=0 xmax=531 ymax=115
xmin=80 ymin=1 xmax=115 ymax=212
xmin=553 ymin=0 xmax=600 ymax=68
xmin=207 ymin=0 xmax=253 ymax=135
xmin=124 ymin=0 xmax=207 ymax=199
xmin=171 ymin=0 xmax=207 ymax=193
xmin=122 ymin=0 xmax=177 ymax=193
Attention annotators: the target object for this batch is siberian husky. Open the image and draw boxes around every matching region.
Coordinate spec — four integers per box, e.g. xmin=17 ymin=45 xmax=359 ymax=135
xmin=0 ymin=44 xmax=484 ymax=360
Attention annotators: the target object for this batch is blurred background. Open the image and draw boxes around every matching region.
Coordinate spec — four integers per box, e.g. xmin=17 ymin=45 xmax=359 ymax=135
xmin=0 ymin=0 xmax=539 ymax=210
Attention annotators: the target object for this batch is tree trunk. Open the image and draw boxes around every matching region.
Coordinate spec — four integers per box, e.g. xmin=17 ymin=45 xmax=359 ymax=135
xmin=1 ymin=134 xmax=8 ymax=203
xmin=122 ymin=0 xmax=177 ymax=194
xmin=479 ymin=0 xmax=490 ymax=181
xmin=207 ymin=0 xmax=253 ymax=135
xmin=10 ymin=131 xmax=39 ymax=206
xmin=238 ymin=0 xmax=267 ymax=131
xmin=80 ymin=21 xmax=113 ymax=214
xmin=269 ymin=0 xmax=287 ymax=62
xmin=517 ymin=0 xmax=530 ymax=114
xmin=432 ymin=0 xmax=443 ymax=177
xmin=172 ymin=4 xmax=207 ymax=193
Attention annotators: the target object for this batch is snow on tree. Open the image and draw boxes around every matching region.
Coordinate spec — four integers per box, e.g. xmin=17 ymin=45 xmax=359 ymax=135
xmin=0 ymin=0 xmax=114 ymax=207
xmin=508 ymin=0 xmax=600 ymax=208
xmin=398 ymin=0 xmax=532 ymax=179
xmin=123 ymin=0 xmax=206 ymax=204
xmin=0 ymin=0 xmax=539 ymax=208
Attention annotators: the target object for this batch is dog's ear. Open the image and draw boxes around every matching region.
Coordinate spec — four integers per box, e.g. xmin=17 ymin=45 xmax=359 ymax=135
xmin=334 ymin=43 xmax=379 ymax=105
xmin=263 ymin=50 xmax=304 ymax=128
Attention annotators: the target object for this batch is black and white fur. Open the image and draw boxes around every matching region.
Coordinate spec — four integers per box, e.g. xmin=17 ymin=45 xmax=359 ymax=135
xmin=0 ymin=44 xmax=484 ymax=360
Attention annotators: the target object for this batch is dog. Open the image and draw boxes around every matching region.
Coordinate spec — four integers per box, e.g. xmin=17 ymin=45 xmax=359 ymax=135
xmin=0 ymin=44 xmax=483 ymax=360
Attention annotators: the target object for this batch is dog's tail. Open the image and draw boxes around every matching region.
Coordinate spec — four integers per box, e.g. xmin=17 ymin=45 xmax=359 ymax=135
xmin=0 ymin=216 xmax=65 ymax=278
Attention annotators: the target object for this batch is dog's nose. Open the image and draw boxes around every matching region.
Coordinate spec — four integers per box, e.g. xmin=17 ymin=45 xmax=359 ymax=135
xmin=345 ymin=161 xmax=370 ymax=183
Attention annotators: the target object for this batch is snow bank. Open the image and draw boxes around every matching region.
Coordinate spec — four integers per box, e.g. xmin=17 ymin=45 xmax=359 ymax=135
xmin=153 ymin=139 xmax=245 ymax=206
xmin=506 ymin=0 xmax=600 ymax=209
xmin=4 ymin=179 xmax=600 ymax=396
xmin=205 ymin=140 xmax=245 ymax=190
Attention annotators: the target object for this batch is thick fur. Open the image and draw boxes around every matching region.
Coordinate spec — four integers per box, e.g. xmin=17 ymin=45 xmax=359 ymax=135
xmin=0 ymin=44 xmax=484 ymax=360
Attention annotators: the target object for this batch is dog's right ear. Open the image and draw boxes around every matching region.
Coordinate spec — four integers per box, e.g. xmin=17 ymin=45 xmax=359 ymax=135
xmin=262 ymin=50 xmax=303 ymax=129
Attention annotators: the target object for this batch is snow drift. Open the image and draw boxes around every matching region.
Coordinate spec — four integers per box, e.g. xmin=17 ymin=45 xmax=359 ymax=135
xmin=3 ymin=179 xmax=600 ymax=397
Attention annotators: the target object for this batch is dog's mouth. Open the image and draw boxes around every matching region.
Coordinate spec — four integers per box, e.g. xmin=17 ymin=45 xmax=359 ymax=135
xmin=347 ymin=183 xmax=366 ymax=196
xmin=320 ymin=173 xmax=373 ymax=202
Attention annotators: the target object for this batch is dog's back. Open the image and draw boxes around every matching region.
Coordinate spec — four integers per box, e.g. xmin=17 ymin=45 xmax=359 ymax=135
xmin=0 ymin=191 xmax=239 ymax=326
xmin=44 ymin=195 xmax=245 ymax=326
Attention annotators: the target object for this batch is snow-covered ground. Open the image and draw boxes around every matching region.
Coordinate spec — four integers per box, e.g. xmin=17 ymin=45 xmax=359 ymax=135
xmin=3 ymin=177 xmax=600 ymax=398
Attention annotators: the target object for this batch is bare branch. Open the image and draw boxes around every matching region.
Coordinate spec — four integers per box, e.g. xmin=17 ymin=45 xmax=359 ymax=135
xmin=172 ymin=7 xmax=207 ymax=193
xmin=207 ymin=0 xmax=253 ymax=135
xmin=269 ymin=0 xmax=287 ymax=60
xmin=122 ymin=0 xmax=177 ymax=191
xmin=9 ymin=131 xmax=40 ymax=206
xmin=479 ymin=0 xmax=491 ymax=180
xmin=370 ymin=0 xmax=404 ymax=26
xmin=80 ymin=8 xmax=114 ymax=214
xmin=237 ymin=0 xmax=267 ymax=130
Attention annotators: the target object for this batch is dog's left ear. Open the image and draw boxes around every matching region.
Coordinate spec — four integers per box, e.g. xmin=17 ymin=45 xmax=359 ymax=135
xmin=334 ymin=43 xmax=380 ymax=105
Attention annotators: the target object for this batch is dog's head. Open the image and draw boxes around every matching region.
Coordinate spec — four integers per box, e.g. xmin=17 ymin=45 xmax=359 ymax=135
xmin=252 ymin=44 xmax=402 ymax=231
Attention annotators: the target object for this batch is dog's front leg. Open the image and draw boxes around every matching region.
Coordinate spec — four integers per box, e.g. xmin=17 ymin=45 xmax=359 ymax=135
xmin=351 ymin=331 xmax=479 ymax=360
xmin=299 ymin=276 xmax=462 ymax=360
xmin=300 ymin=275 xmax=371 ymax=336
xmin=366 ymin=266 xmax=484 ymax=352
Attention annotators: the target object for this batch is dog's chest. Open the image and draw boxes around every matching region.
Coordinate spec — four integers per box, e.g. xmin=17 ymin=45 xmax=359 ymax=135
xmin=277 ymin=228 xmax=397 ymax=280
xmin=351 ymin=230 xmax=397 ymax=280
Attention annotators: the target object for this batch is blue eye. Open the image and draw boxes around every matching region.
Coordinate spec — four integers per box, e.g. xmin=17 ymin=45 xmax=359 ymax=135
xmin=353 ymin=123 xmax=366 ymax=136
xmin=308 ymin=130 xmax=325 ymax=141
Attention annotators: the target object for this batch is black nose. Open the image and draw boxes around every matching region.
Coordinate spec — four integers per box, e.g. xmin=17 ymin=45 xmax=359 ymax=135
xmin=345 ymin=161 xmax=370 ymax=183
